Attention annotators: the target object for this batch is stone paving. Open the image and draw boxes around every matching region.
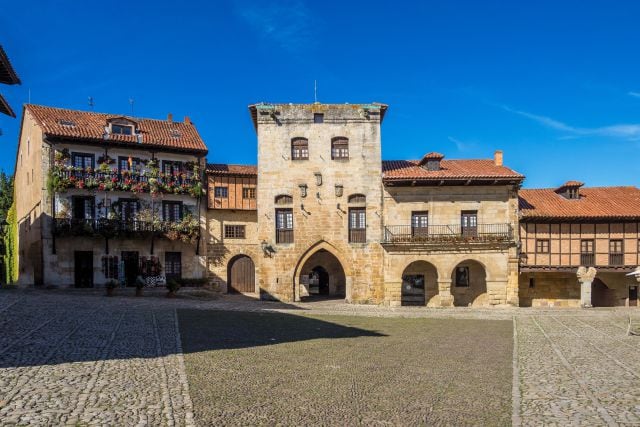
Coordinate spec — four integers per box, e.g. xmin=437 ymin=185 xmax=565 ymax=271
xmin=0 ymin=288 xmax=639 ymax=426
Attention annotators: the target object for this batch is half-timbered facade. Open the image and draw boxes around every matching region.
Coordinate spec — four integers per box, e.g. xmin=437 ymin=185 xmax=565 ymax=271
xmin=519 ymin=183 xmax=640 ymax=307
xmin=14 ymin=105 xmax=208 ymax=287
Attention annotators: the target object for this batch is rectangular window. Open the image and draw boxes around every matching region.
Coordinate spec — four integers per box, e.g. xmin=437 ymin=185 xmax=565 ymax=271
xmin=314 ymin=113 xmax=324 ymax=124
xmin=349 ymin=207 xmax=366 ymax=243
xmin=118 ymin=156 xmax=141 ymax=172
xmin=275 ymin=208 xmax=294 ymax=244
xmin=165 ymin=252 xmax=182 ymax=281
xmin=291 ymin=139 xmax=309 ymax=160
xmin=72 ymin=196 xmax=95 ymax=220
xmin=162 ymin=161 xmax=183 ymax=176
xmin=224 ymin=225 xmax=246 ymax=239
xmin=111 ymin=124 xmax=133 ymax=135
xmin=580 ymin=239 xmax=595 ymax=266
xmin=529 ymin=278 xmax=535 ymax=288
xmin=536 ymin=239 xmax=550 ymax=253
xmin=461 ymin=211 xmax=478 ymax=237
xmin=411 ymin=211 xmax=428 ymax=237
xmin=72 ymin=152 xmax=95 ymax=170
xmin=331 ymin=138 xmax=349 ymax=159
xmin=162 ymin=201 xmax=183 ymax=222
xmin=119 ymin=199 xmax=139 ymax=222
xmin=214 ymin=186 xmax=228 ymax=198
xmin=242 ymin=187 xmax=256 ymax=199
xmin=609 ymin=239 xmax=624 ymax=266
xmin=455 ymin=266 xmax=469 ymax=287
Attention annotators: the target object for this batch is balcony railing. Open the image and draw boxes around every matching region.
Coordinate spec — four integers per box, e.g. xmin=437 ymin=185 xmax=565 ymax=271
xmin=382 ymin=223 xmax=513 ymax=244
xmin=53 ymin=218 xmax=199 ymax=242
xmin=580 ymin=253 xmax=595 ymax=266
xmin=609 ymin=253 xmax=624 ymax=266
xmin=50 ymin=169 xmax=201 ymax=196
xmin=276 ymin=229 xmax=294 ymax=244
xmin=349 ymin=228 xmax=366 ymax=243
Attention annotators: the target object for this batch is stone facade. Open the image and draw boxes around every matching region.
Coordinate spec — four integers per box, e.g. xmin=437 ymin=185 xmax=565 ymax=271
xmin=205 ymin=103 xmax=521 ymax=306
xmin=14 ymin=106 xmax=208 ymax=288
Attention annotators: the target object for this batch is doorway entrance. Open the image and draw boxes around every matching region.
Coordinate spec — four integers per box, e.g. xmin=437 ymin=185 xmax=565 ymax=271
xmin=121 ymin=251 xmax=139 ymax=287
xmin=298 ymin=249 xmax=346 ymax=300
xmin=227 ymin=255 xmax=256 ymax=293
xmin=630 ymin=285 xmax=638 ymax=307
xmin=74 ymin=251 xmax=93 ymax=288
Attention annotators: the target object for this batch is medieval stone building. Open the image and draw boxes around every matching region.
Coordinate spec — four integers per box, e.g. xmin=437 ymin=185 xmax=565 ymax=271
xmin=14 ymin=105 xmax=208 ymax=287
xmin=206 ymin=103 xmax=524 ymax=306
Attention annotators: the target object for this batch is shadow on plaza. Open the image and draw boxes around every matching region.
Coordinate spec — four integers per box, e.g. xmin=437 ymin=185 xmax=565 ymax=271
xmin=0 ymin=291 xmax=386 ymax=368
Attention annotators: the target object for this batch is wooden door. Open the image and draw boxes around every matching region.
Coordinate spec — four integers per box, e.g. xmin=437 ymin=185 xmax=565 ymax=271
xmin=122 ymin=251 xmax=139 ymax=286
xmin=74 ymin=251 xmax=93 ymax=288
xmin=630 ymin=286 xmax=638 ymax=307
xmin=229 ymin=256 xmax=255 ymax=293
xmin=461 ymin=211 xmax=478 ymax=238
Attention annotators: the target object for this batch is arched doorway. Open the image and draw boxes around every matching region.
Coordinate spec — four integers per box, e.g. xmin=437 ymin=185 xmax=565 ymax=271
xmin=592 ymin=278 xmax=616 ymax=307
xmin=227 ymin=255 xmax=255 ymax=293
xmin=401 ymin=261 xmax=438 ymax=306
xmin=451 ymin=260 xmax=487 ymax=307
xmin=299 ymin=249 xmax=346 ymax=300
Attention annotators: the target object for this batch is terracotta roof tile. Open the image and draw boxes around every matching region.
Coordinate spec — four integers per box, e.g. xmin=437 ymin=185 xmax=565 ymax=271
xmin=0 ymin=93 xmax=15 ymax=117
xmin=382 ymin=159 xmax=524 ymax=182
xmin=25 ymin=104 xmax=207 ymax=153
xmin=519 ymin=186 xmax=640 ymax=220
xmin=206 ymin=163 xmax=257 ymax=176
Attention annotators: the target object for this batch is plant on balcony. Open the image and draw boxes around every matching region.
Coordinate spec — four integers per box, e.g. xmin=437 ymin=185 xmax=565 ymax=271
xmin=97 ymin=155 xmax=115 ymax=165
xmin=165 ymin=214 xmax=199 ymax=243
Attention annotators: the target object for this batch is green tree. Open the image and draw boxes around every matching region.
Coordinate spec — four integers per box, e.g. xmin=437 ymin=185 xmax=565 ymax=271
xmin=0 ymin=171 xmax=15 ymax=284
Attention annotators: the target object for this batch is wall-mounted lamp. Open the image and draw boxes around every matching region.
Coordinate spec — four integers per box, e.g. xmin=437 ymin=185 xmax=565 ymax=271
xmin=314 ymin=172 xmax=322 ymax=186
xmin=261 ymin=240 xmax=276 ymax=257
xmin=298 ymin=184 xmax=308 ymax=198
xmin=335 ymin=184 xmax=343 ymax=197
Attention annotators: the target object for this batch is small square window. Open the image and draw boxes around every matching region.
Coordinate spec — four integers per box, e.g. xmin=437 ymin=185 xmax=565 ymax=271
xmin=224 ymin=225 xmax=246 ymax=239
xmin=314 ymin=113 xmax=324 ymax=124
xmin=536 ymin=239 xmax=550 ymax=253
xmin=214 ymin=187 xmax=228 ymax=198
xmin=242 ymin=187 xmax=256 ymax=199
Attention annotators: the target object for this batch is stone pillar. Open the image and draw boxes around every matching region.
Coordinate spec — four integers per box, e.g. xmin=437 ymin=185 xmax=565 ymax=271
xmin=438 ymin=279 xmax=453 ymax=307
xmin=577 ymin=266 xmax=597 ymax=308
xmin=506 ymin=255 xmax=520 ymax=306
xmin=384 ymin=281 xmax=402 ymax=307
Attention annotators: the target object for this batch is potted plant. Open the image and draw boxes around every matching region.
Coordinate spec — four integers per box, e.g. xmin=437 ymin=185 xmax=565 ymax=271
xmin=106 ymin=279 xmax=118 ymax=297
xmin=166 ymin=279 xmax=180 ymax=298
xmin=135 ymin=275 xmax=145 ymax=297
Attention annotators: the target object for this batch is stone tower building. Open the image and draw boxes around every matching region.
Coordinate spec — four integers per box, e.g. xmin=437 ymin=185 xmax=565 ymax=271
xmin=250 ymin=103 xmax=387 ymax=302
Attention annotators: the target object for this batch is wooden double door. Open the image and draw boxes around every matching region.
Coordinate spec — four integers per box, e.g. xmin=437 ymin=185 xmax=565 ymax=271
xmin=228 ymin=256 xmax=255 ymax=293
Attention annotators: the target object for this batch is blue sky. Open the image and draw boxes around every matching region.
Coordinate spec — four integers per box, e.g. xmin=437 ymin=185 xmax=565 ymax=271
xmin=1 ymin=0 xmax=639 ymax=188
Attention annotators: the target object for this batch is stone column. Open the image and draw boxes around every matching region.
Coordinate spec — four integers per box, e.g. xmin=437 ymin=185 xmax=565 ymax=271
xmin=438 ymin=279 xmax=453 ymax=307
xmin=577 ymin=266 xmax=597 ymax=308
xmin=506 ymin=255 xmax=520 ymax=306
xmin=384 ymin=281 xmax=402 ymax=307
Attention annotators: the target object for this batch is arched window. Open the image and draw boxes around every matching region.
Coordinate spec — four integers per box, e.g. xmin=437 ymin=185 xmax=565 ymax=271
xmin=331 ymin=137 xmax=349 ymax=160
xmin=348 ymin=194 xmax=366 ymax=204
xmin=275 ymin=195 xmax=293 ymax=205
xmin=291 ymin=137 xmax=309 ymax=160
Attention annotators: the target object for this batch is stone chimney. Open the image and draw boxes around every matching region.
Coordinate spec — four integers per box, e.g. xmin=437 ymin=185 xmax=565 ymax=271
xmin=167 ymin=113 xmax=173 ymax=123
xmin=494 ymin=150 xmax=503 ymax=167
xmin=184 ymin=116 xmax=191 ymax=125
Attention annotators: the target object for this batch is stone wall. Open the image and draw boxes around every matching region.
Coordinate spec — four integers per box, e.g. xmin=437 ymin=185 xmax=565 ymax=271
xmin=254 ymin=104 xmax=385 ymax=302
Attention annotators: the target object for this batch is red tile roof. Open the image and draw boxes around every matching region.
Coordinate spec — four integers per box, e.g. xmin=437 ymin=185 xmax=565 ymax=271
xmin=0 ymin=93 xmax=15 ymax=117
xmin=519 ymin=186 xmax=640 ymax=220
xmin=382 ymin=159 xmax=524 ymax=182
xmin=206 ymin=163 xmax=257 ymax=176
xmin=25 ymin=104 xmax=207 ymax=153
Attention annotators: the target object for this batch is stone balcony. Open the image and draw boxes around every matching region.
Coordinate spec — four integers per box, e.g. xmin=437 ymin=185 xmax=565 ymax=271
xmin=382 ymin=223 xmax=514 ymax=246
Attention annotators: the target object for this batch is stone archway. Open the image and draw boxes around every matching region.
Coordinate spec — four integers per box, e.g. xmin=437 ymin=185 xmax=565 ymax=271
xmin=401 ymin=261 xmax=439 ymax=306
xmin=451 ymin=260 xmax=488 ymax=307
xmin=298 ymin=249 xmax=346 ymax=300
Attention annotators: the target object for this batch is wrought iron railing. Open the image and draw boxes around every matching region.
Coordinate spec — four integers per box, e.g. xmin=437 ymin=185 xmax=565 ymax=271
xmin=349 ymin=228 xmax=366 ymax=243
xmin=53 ymin=218 xmax=196 ymax=239
xmin=382 ymin=223 xmax=513 ymax=244
xmin=276 ymin=229 xmax=294 ymax=244
xmin=609 ymin=253 xmax=624 ymax=266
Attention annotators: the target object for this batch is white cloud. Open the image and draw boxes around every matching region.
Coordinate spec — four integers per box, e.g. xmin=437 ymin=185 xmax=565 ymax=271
xmin=628 ymin=91 xmax=640 ymax=98
xmin=235 ymin=0 xmax=315 ymax=53
xmin=447 ymin=136 xmax=477 ymax=151
xmin=502 ymin=105 xmax=640 ymax=141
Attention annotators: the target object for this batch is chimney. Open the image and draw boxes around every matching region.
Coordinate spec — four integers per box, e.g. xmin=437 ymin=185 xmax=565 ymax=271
xmin=184 ymin=116 xmax=191 ymax=125
xmin=167 ymin=113 xmax=173 ymax=123
xmin=494 ymin=150 xmax=503 ymax=167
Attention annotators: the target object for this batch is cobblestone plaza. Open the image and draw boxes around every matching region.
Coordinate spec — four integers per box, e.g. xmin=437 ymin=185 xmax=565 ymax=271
xmin=0 ymin=290 xmax=639 ymax=425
